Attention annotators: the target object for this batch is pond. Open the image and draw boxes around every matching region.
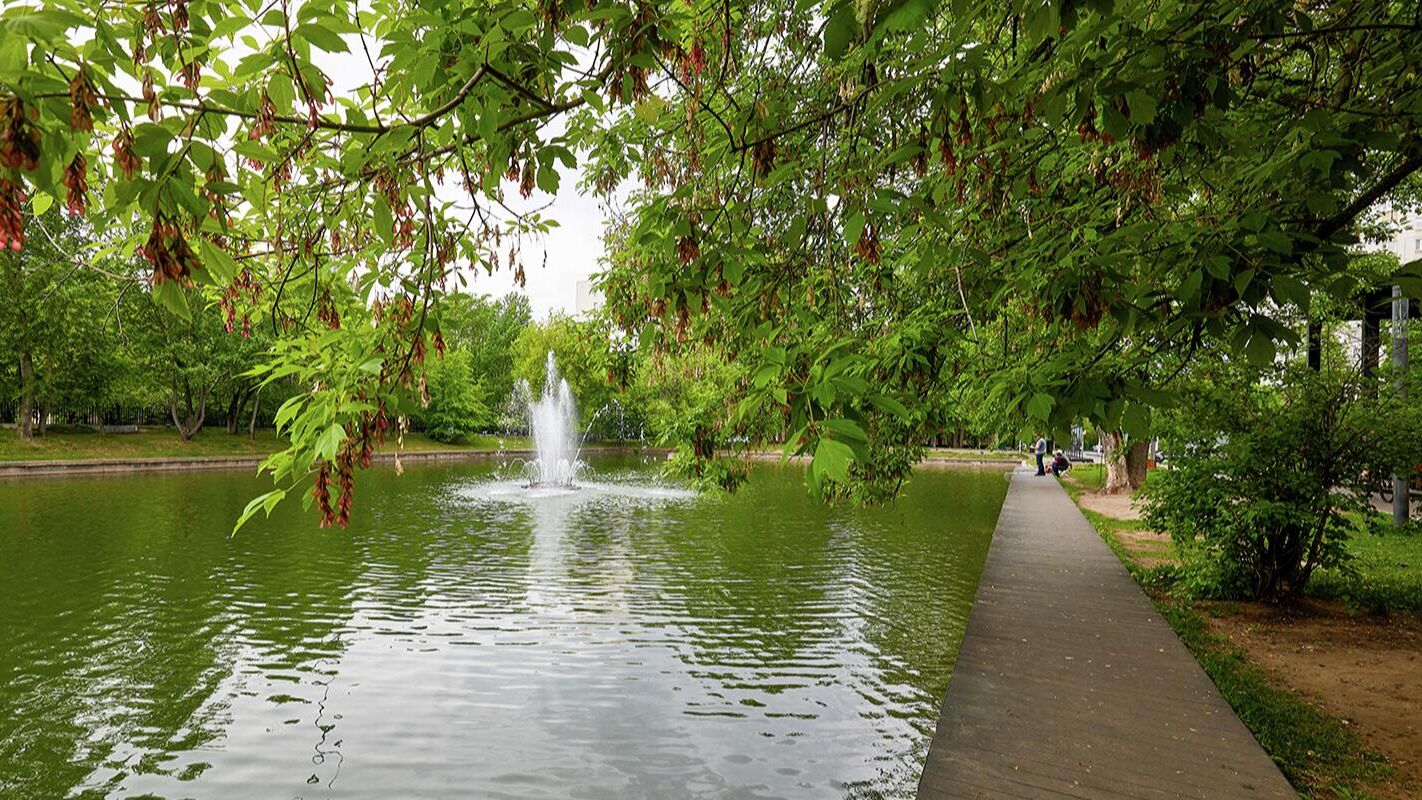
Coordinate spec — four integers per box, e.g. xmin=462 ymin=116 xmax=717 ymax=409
xmin=0 ymin=457 xmax=1006 ymax=799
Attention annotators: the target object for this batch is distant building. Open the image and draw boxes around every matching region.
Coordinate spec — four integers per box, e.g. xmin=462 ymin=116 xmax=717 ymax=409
xmin=1375 ymin=206 xmax=1422 ymax=264
xmin=575 ymin=279 xmax=604 ymax=317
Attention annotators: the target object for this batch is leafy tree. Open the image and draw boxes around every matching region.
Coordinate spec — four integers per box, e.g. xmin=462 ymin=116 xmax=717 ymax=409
xmin=599 ymin=0 xmax=1422 ymax=491
xmin=1142 ymin=365 xmax=1422 ymax=602
xmin=419 ymin=348 xmax=490 ymax=443
xmin=628 ymin=343 xmax=753 ymax=488
xmin=116 ymin=284 xmax=269 ymax=440
xmin=436 ymin=292 xmax=532 ymax=412
xmin=0 ymin=210 xmax=124 ymax=436
xmin=4 ymin=0 xmax=1420 ymax=524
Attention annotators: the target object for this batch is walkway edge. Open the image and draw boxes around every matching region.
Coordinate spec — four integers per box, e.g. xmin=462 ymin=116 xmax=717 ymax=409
xmin=917 ymin=468 xmax=1296 ymax=799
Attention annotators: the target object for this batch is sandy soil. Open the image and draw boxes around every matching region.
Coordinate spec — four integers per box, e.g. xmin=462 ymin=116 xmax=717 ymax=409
xmin=1076 ymin=490 xmax=1144 ymax=520
xmin=1205 ymin=603 xmax=1422 ymax=800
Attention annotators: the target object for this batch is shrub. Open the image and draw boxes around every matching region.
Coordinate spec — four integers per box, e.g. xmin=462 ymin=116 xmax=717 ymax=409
xmin=1142 ymin=366 xmax=1420 ymax=602
xmin=420 ymin=349 xmax=490 ymax=444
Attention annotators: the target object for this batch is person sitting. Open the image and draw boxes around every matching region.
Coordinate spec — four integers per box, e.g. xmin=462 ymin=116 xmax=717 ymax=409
xmin=1048 ymin=450 xmax=1071 ymax=476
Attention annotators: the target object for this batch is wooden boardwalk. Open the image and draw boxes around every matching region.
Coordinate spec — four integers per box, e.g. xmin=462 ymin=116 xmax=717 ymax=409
xmin=918 ymin=469 xmax=1296 ymax=799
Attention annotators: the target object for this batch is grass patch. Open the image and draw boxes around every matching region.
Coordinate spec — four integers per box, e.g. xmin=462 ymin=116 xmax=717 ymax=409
xmin=922 ymin=448 xmax=1023 ymax=461
xmin=1309 ymin=526 xmax=1422 ymax=614
xmin=1064 ymin=479 xmax=1395 ymax=799
xmin=1063 ymin=462 xmax=1159 ymax=493
xmin=0 ymin=427 xmax=534 ymax=462
xmin=1068 ymin=462 xmax=1107 ymax=491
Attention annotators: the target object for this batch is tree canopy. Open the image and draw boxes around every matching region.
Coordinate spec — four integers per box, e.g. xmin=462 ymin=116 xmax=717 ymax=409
xmin=2 ymin=0 xmax=1419 ymax=521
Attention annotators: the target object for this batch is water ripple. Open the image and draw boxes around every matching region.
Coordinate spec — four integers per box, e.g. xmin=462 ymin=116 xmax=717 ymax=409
xmin=0 ymin=458 xmax=1006 ymax=800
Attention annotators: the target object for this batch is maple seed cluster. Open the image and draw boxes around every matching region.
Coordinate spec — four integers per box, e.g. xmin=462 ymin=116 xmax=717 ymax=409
xmin=111 ymin=126 xmax=143 ymax=178
xmin=0 ymin=179 xmax=26 ymax=251
xmin=316 ymin=288 xmax=341 ymax=330
xmin=219 ymin=269 xmax=262 ymax=337
xmin=63 ymin=154 xmax=89 ymax=216
xmin=140 ymin=215 xmax=200 ymax=285
xmin=852 ymin=223 xmax=881 ymax=264
xmin=675 ymin=234 xmax=700 ymax=264
xmin=250 ymin=91 xmax=276 ymax=140
xmin=0 ymin=97 xmax=42 ymax=171
xmin=68 ymin=70 xmax=100 ymax=132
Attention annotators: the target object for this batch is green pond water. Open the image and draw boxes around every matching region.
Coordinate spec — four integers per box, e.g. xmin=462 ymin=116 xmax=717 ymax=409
xmin=0 ymin=457 xmax=1007 ymax=800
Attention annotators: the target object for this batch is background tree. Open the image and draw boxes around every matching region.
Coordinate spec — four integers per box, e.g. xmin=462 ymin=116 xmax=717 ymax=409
xmin=512 ymin=313 xmax=615 ymax=430
xmin=436 ymin=292 xmax=533 ymax=414
xmin=4 ymin=0 xmax=1420 ymax=524
xmin=0 ymin=210 xmax=125 ymax=437
xmin=418 ymin=348 xmax=490 ymax=443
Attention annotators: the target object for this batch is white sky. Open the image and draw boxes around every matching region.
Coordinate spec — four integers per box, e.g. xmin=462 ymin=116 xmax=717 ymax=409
xmin=466 ymin=174 xmax=611 ymax=319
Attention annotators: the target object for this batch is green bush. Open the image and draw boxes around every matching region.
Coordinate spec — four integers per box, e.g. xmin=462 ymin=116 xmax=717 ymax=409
xmin=420 ymin=349 xmax=490 ymax=444
xmin=1142 ymin=366 xmax=1421 ymax=602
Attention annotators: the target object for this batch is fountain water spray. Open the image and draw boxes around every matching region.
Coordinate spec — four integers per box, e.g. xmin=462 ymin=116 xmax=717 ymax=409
xmin=519 ymin=351 xmax=583 ymax=487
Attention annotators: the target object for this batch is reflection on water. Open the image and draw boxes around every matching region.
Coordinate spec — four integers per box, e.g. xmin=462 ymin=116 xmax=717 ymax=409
xmin=0 ymin=457 xmax=1006 ymax=799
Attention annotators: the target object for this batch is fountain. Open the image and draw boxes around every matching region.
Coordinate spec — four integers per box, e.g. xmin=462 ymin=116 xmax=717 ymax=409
xmin=520 ymin=351 xmax=583 ymax=488
xmin=461 ymin=351 xmax=693 ymax=505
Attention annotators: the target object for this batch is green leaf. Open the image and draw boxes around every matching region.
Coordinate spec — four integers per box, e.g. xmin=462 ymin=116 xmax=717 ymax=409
xmin=783 ymin=213 xmax=807 ymax=248
xmin=295 ymin=23 xmax=348 ymax=53
xmin=198 ymin=239 xmax=240 ymax=284
xmin=753 ymin=364 xmax=780 ymax=388
xmin=874 ymin=0 xmax=934 ymax=33
xmin=813 ymin=436 xmax=855 ymax=484
xmin=1244 ymin=333 xmax=1276 ymax=367
xmin=210 ymin=15 xmax=252 ymax=40
xmin=843 ymin=210 xmax=866 ymax=247
xmin=151 ymin=281 xmax=191 ymax=320
xmin=823 ymin=418 xmax=868 ymax=443
xmin=233 ymin=489 xmax=287 ymax=535
xmin=131 ymin=124 xmax=175 ymax=158
xmin=314 ymin=423 xmax=346 ymax=462
xmin=1272 ymin=274 xmax=1310 ymax=309
xmin=0 ymin=36 xmax=26 ymax=74
xmin=372 ymin=196 xmax=393 ymax=244
xmin=823 ymin=1 xmax=857 ymax=60
xmin=1026 ymin=391 xmax=1054 ymax=421
xmin=535 ymin=164 xmax=559 ymax=194
xmin=1126 ymin=90 xmax=1157 ymax=124
xmin=869 ymin=394 xmax=912 ymax=418
xmin=273 ymin=395 xmax=305 ymax=430
xmin=29 ymin=192 xmax=52 ymax=215
xmin=1121 ymin=403 xmax=1150 ymax=438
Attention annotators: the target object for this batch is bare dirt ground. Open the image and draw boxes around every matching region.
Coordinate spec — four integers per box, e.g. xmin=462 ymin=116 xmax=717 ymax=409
xmin=1075 ymin=490 xmax=1143 ymax=520
xmin=1205 ymin=602 xmax=1422 ymax=800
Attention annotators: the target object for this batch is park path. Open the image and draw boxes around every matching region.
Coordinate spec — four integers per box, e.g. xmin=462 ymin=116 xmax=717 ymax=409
xmin=917 ymin=468 xmax=1296 ymax=799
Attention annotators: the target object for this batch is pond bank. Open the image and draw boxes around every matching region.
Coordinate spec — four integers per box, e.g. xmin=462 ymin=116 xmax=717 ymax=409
xmin=0 ymin=446 xmax=656 ymax=478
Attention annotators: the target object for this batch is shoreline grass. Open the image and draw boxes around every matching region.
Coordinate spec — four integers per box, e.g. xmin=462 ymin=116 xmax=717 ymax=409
xmin=0 ymin=426 xmax=535 ymax=462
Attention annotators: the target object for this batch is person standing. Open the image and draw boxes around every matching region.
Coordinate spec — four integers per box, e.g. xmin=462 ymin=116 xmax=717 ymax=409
xmin=1033 ymin=433 xmax=1048 ymax=476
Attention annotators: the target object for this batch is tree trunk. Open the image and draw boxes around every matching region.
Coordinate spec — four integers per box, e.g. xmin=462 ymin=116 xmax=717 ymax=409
xmin=226 ymin=385 xmax=255 ymax=435
xmin=225 ymin=391 xmax=241 ymax=435
xmin=169 ymin=381 xmax=209 ymax=441
xmin=17 ymin=349 xmax=34 ymax=440
xmin=248 ymin=387 xmax=261 ymax=439
xmin=37 ymin=403 xmax=47 ymax=437
xmin=1100 ymin=430 xmax=1150 ymax=494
